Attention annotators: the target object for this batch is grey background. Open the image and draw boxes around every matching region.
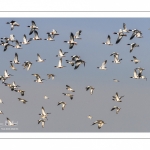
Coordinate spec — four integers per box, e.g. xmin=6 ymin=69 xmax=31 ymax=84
xmin=0 ymin=18 xmax=149 ymax=132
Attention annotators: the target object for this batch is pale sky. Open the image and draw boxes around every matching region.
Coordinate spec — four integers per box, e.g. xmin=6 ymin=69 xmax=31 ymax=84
xmin=0 ymin=18 xmax=149 ymax=132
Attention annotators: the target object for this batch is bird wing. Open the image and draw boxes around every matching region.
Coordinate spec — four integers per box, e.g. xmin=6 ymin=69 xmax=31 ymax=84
xmin=42 ymin=107 xmax=46 ymax=115
xmin=23 ymin=34 xmax=27 ymax=43
xmin=59 ymin=49 xmax=63 ymax=56
xmin=37 ymin=53 xmax=42 ymax=61
xmin=116 ymin=35 xmax=123 ymax=44
xmin=107 ymin=35 xmax=111 ymax=44
xmin=32 ymin=20 xmax=36 ymax=26
xmin=70 ymin=32 xmax=74 ymax=42
xmin=58 ymin=58 xmax=62 ymax=67
xmin=34 ymin=30 xmax=39 ymax=38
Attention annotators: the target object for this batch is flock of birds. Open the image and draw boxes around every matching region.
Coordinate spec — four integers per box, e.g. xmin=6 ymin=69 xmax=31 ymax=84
xmin=0 ymin=20 xmax=147 ymax=130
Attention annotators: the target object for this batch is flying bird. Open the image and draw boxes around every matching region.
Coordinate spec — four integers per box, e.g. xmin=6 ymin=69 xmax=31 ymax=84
xmin=131 ymin=56 xmax=140 ymax=64
xmin=18 ymin=98 xmax=28 ymax=104
xmin=92 ymin=120 xmax=106 ymax=129
xmin=74 ymin=30 xmax=82 ymax=39
xmin=102 ymin=35 xmax=113 ymax=45
xmin=97 ymin=60 xmax=107 ymax=70
xmin=47 ymin=74 xmax=55 ymax=80
xmin=6 ymin=20 xmax=20 ymax=30
xmin=127 ymin=43 xmax=139 ymax=53
xmin=27 ymin=20 xmax=38 ymax=35
xmin=62 ymin=93 xmax=73 ymax=100
xmin=57 ymin=101 xmax=66 ymax=110
xmin=54 ymin=58 xmax=66 ymax=68
xmin=56 ymin=49 xmax=68 ymax=57
xmin=111 ymin=106 xmax=121 ymax=114
xmin=86 ymin=86 xmax=95 ymax=95
xmin=66 ymin=85 xmax=75 ymax=92
xmin=36 ymin=53 xmax=46 ymax=62
xmin=112 ymin=92 xmax=124 ymax=102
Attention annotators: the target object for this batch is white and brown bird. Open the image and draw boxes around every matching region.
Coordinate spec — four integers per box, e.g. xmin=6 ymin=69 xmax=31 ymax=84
xmin=0 ymin=110 xmax=4 ymax=114
xmin=47 ymin=74 xmax=55 ymax=80
xmin=36 ymin=53 xmax=46 ymax=62
xmin=56 ymin=49 xmax=68 ymax=57
xmin=74 ymin=59 xmax=85 ymax=70
xmin=33 ymin=30 xmax=42 ymax=40
xmin=97 ymin=60 xmax=107 ymax=70
xmin=11 ymin=53 xmax=20 ymax=64
xmin=113 ymin=79 xmax=120 ymax=82
xmin=88 ymin=115 xmax=92 ymax=119
xmin=54 ymin=58 xmax=66 ymax=68
xmin=131 ymin=56 xmax=140 ymax=64
xmin=27 ymin=20 xmax=38 ymax=35
xmin=74 ymin=30 xmax=82 ymax=39
xmin=111 ymin=106 xmax=121 ymax=114
xmin=92 ymin=120 xmax=106 ymax=129
xmin=14 ymin=40 xmax=22 ymax=49
xmin=113 ymin=29 xmax=127 ymax=44
xmin=15 ymin=90 xmax=25 ymax=96
xmin=0 ymin=99 xmax=4 ymax=104
xmin=22 ymin=61 xmax=32 ymax=71
xmin=112 ymin=92 xmax=124 ymax=102
xmin=6 ymin=118 xmax=17 ymax=126
xmin=50 ymin=29 xmax=59 ymax=38
xmin=62 ymin=93 xmax=73 ymax=100
xmin=102 ymin=35 xmax=113 ymax=45
xmin=86 ymin=86 xmax=95 ymax=95
xmin=57 ymin=101 xmax=66 ymax=110
xmin=39 ymin=107 xmax=51 ymax=120
xmin=0 ymin=41 xmax=14 ymax=51
xmin=21 ymin=34 xmax=32 ymax=44
xmin=64 ymin=32 xmax=77 ymax=49
xmin=44 ymin=32 xmax=55 ymax=41
xmin=38 ymin=119 xmax=46 ymax=128
xmin=6 ymin=20 xmax=20 ymax=30
xmin=10 ymin=61 xmax=17 ymax=71
xmin=18 ymin=98 xmax=28 ymax=104
xmin=122 ymin=23 xmax=130 ymax=33
xmin=66 ymin=85 xmax=75 ymax=92
xmin=44 ymin=96 xmax=49 ymax=100
xmin=66 ymin=60 xmax=74 ymax=66
xmin=127 ymin=43 xmax=139 ymax=53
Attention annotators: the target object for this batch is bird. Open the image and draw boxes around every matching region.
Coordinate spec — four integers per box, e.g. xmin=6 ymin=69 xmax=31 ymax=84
xmin=111 ymin=106 xmax=121 ymax=114
xmin=127 ymin=43 xmax=139 ymax=53
xmin=74 ymin=59 xmax=85 ymax=70
xmin=44 ymin=96 xmax=49 ymax=100
xmin=136 ymin=67 xmax=145 ymax=73
xmin=50 ymin=29 xmax=59 ymax=38
xmin=33 ymin=30 xmax=42 ymax=40
xmin=62 ymin=93 xmax=73 ymax=100
xmin=12 ymin=81 xmax=20 ymax=89
xmin=10 ymin=61 xmax=17 ymax=71
xmin=56 ymin=49 xmax=68 ymax=57
xmin=64 ymin=32 xmax=77 ymax=49
xmin=44 ymin=33 xmax=55 ymax=41
xmin=38 ymin=119 xmax=46 ymax=128
xmin=0 ymin=41 xmax=14 ymax=51
xmin=47 ymin=74 xmax=55 ymax=80
xmin=71 ymin=55 xmax=80 ymax=61
xmin=66 ymin=85 xmax=75 ymax=92
xmin=34 ymin=77 xmax=45 ymax=83
xmin=130 ymin=69 xmax=140 ymax=79
xmin=66 ymin=60 xmax=74 ymax=66
xmin=21 ymin=34 xmax=32 ymax=44
xmin=112 ymin=92 xmax=124 ymax=102
xmin=27 ymin=20 xmax=38 ymax=35
xmin=1 ymin=34 xmax=15 ymax=42
xmin=6 ymin=20 xmax=20 ymax=30
xmin=14 ymin=90 xmax=25 ymax=96
xmin=97 ymin=60 xmax=107 ymax=70
xmin=36 ymin=53 xmax=46 ymax=62
xmin=22 ymin=61 xmax=32 ymax=71
xmin=86 ymin=86 xmax=95 ymax=95
xmin=6 ymin=118 xmax=17 ymax=126
xmin=113 ymin=79 xmax=120 ymax=82
xmin=74 ymin=30 xmax=82 ymax=39
xmin=110 ymin=52 xmax=122 ymax=64
xmin=39 ymin=107 xmax=51 ymax=120
xmin=11 ymin=53 xmax=20 ymax=64
xmin=54 ymin=58 xmax=66 ymax=68
xmin=113 ymin=29 xmax=127 ymax=44
xmin=0 ymin=110 xmax=4 ymax=114
xmin=57 ymin=101 xmax=66 ymax=110
xmin=4 ymin=70 xmax=13 ymax=78
xmin=122 ymin=23 xmax=130 ymax=33
xmin=131 ymin=56 xmax=140 ymax=64
xmin=102 ymin=35 xmax=113 ymax=45
xmin=88 ymin=115 xmax=92 ymax=119
xmin=129 ymin=29 xmax=142 ymax=40
xmin=92 ymin=120 xmax=106 ymax=129
xmin=14 ymin=40 xmax=22 ymax=49
xmin=18 ymin=98 xmax=28 ymax=104
xmin=0 ymin=99 xmax=4 ymax=104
